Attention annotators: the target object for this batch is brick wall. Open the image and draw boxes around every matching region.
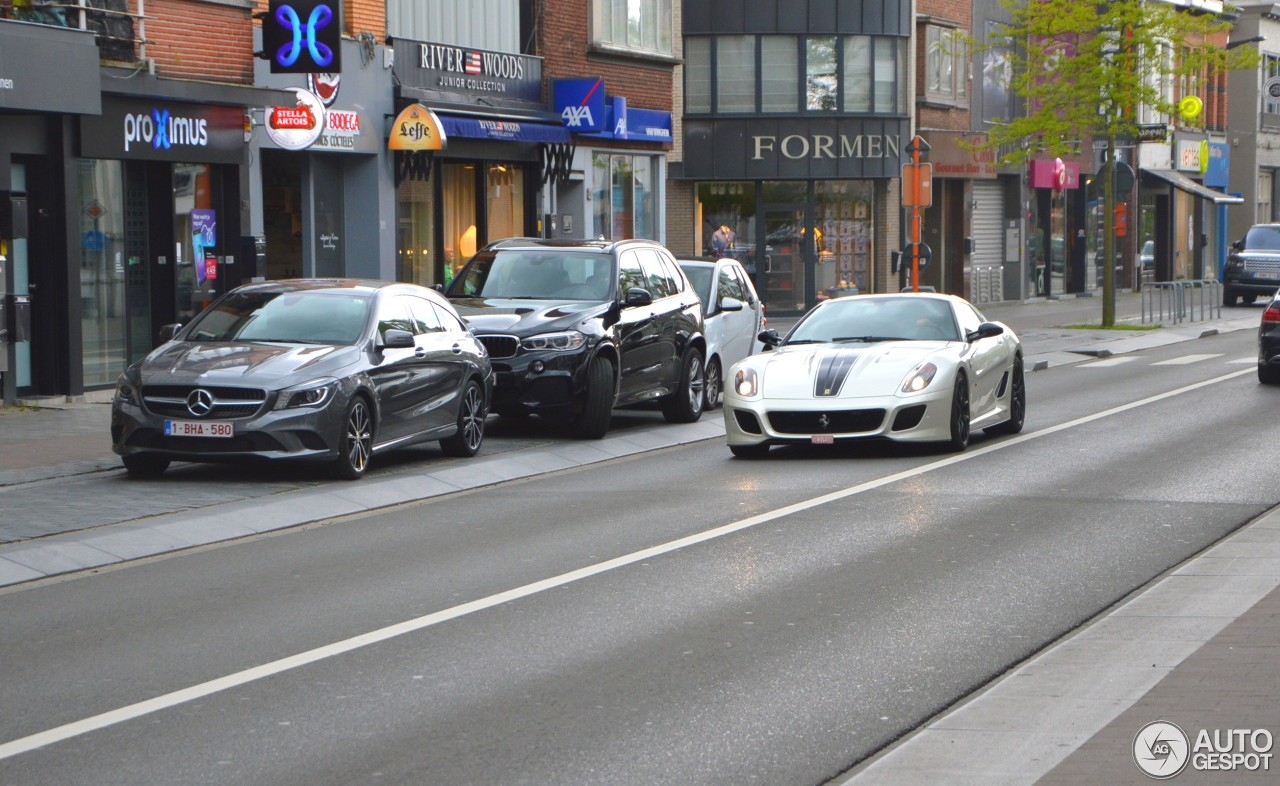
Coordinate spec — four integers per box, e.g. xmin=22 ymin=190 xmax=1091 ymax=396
xmin=146 ymin=0 xmax=255 ymax=83
xmin=537 ymin=0 xmax=673 ymax=114
xmin=666 ymin=180 xmax=695 ymax=256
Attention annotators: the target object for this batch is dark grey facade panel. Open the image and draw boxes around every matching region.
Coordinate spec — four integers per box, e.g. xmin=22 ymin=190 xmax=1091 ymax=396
xmin=685 ymin=0 xmax=907 ymax=35
xmin=0 ymin=21 xmax=100 ymax=114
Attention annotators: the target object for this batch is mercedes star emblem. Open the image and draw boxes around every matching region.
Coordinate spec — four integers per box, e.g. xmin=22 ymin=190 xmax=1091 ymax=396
xmin=186 ymin=388 xmax=215 ymax=417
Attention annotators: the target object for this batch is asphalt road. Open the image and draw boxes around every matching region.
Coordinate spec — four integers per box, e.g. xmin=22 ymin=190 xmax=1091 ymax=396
xmin=1 ymin=329 xmax=1277 ymax=785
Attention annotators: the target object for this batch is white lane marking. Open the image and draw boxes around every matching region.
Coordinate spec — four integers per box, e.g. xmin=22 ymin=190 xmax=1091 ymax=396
xmin=1080 ymin=356 xmax=1138 ymax=367
xmin=1151 ymin=353 xmax=1223 ymax=366
xmin=1228 ymin=357 xmax=1257 ymax=365
xmin=0 ymin=368 xmax=1254 ymax=762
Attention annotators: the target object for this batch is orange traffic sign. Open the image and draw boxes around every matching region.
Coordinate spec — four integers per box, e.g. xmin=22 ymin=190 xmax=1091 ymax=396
xmin=902 ymin=163 xmax=933 ymax=208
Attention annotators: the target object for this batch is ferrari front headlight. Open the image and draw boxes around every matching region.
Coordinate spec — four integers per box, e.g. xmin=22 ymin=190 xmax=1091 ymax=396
xmin=901 ymin=362 xmax=938 ymax=394
xmin=734 ymin=368 xmax=760 ymax=397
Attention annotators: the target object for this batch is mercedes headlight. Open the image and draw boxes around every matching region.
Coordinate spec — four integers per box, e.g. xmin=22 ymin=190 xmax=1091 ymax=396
xmin=521 ymin=330 xmax=587 ymax=352
xmin=734 ymin=368 xmax=760 ymax=397
xmin=114 ymin=372 xmax=139 ymax=405
xmin=901 ymin=362 xmax=938 ymax=394
xmin=274 ymin=377 xmax=338 ymax=410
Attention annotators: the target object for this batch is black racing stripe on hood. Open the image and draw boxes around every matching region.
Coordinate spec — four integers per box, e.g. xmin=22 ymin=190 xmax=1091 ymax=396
xmin=814 ymin=350 xmax=860 ymax=397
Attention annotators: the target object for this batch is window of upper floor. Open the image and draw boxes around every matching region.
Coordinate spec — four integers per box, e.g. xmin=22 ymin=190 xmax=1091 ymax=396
xmin=1263 ymin=53 xmax=1280 ymax=124
xmin=922 ymin=24 xmax=968 ymax=108
xmin=591 ymin=0 xmax=674 ymax=61
xmin=387 ymin=0 xmax=519 ymax=53
xmin=684 ymin=34 xmax=907 ymax=116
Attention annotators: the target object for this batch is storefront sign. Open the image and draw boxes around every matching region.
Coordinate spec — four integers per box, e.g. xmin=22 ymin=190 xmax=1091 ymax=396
xmin=263 ymin=0 xmax=342 ymax=74
xmin=437 ymin=114 xmax=569 ymax=143
xmin=1138 ymin=124 xmax=1169 ymax=143
xmin=1177 ymin=139 xmax=1205 ymax=172
xmin=264 ymin=88 xmax=326 ymax=151
xmin=80 ymin=98 xmax=245 ymax=164
xmin=1205 ymin=141 xmax=1230 ymax=188
xmin=683 ymin=118 xmax=910 ymax=180
xmin=553 ymin=78 xmax=606 ymax=132
xmin=0 ymin=21 xmax=100 ymax=114
xmin=312 ymin=109 xmax=362 ymax=150
xmin=1028 ymin=158 xmax=1081 ymax=189
xmin=392 ymin=38 xmax=544 ymax=107
xmin=307 ymin=72 xmax=340 ymax=106
xmin=576 ymin=97 xmax=672 ymax=142
xmin=388 ymin=104 xmax=447 ymax=150
xmin=919 ymin=131 xmax=1018 ymax=179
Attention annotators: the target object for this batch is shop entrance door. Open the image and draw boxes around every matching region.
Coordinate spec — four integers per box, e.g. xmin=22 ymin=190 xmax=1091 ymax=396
xmin=756 ymin=206 xmax=809 ymax=313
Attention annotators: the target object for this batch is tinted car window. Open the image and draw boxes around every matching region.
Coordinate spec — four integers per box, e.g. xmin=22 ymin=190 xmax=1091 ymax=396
xmin=431 ymin=301 xmax=468 ymax=333
xmin=955 ymin=303 xmax=982 ymax=336
xmin=408 ymin=296 xmax=444 ymax=334
xmin=718 ymin=265 xmax=745 ymax=303
xmin=1244 ymin=226 xmax=1280 ymax=250
xmin=789 ymin=297 xmax=961 ymax=342
xmin=658 ymin=254 xmax=686 ymax=294
xmin=681 ymin=265 xmax=714 ymax=310
xmin=184 ymin=290 xmax=372 ymax=345
xmin=637 ymin=250 xmax=676 ymax=298
xmin=729 ymin=264 xmax=757 ymax=304
xmin=619 ymin=251 xmax=647 ymax=297
xmin=376 ymin=296 xmax=416 ymax=340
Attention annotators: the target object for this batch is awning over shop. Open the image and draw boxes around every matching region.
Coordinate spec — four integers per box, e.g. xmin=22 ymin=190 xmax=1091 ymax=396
xmin=1142 ymin=168 xmax=1243 ymax=204
xmin=437 ymin=114 xmax=570 ymax=144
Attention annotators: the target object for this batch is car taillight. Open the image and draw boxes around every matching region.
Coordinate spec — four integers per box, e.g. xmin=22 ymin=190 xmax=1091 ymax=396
xmin=1264 ymin=305 xmax=1280 ymax=323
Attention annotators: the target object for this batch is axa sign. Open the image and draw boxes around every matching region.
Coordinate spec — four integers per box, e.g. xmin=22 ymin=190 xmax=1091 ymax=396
xmin=553 ymin=78 xmax=605 ymax=133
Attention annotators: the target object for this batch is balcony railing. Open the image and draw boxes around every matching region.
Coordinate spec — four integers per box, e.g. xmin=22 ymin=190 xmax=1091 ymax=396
xmin=0 ymin=0 xmax=143 ymax=64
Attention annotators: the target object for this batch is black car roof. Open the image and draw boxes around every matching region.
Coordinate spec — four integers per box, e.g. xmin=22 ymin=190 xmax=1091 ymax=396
xmin=231 ymin=279 xmax=415 ymax=295
xmin=481 ymin=237 xmax=665 ymax=254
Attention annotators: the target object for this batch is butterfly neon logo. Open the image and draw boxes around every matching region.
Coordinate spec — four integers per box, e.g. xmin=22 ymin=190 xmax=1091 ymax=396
xmin=274 ymin=3 xmax=334 ymax=69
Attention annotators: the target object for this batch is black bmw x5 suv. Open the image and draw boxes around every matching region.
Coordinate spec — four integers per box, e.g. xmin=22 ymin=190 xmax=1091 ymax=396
xmin=445 ymin=238 xmax=707 ymax=439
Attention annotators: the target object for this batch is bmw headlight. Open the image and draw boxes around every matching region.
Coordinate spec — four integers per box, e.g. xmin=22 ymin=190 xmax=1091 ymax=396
xmin=521 ymin=330 xmax=587 ymax=352
xmin=901 ymin=362 xmax=938 ymax=394
xmin=274 ymin=377 xmax=338 ymax=410
xmin=734 ymin=368 xmax=760 ymax=398
xmin=114 ymin=372 xmax=139 ymax=405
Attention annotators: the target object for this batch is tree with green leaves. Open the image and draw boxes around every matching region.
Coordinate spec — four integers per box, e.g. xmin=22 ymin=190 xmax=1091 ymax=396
xmin=980 ymin=0 xmax=1257 ymax=325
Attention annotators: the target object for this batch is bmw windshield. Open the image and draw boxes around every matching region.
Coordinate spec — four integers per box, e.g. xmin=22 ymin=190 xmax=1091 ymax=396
xmin=448 ymin=250 xmax=616 ymax=300
xmin=182 ymin=290 xmax=373 ymax=345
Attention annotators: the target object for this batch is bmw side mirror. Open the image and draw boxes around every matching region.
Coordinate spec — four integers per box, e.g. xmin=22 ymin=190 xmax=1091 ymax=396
xmin=381 ymin=328 xmax=415 ymax=349
xmin=158 ymin=323 xmax=183 ymax=344
xmin=758 ymin=328 xmax=782 ymax=349
xmin=624 ymin=288 xmax=653 ymax=307
xmin=720 ymin=297 xmax=744 ymax=312
xmin=967 ymin=322 xmax=1004 ymax=342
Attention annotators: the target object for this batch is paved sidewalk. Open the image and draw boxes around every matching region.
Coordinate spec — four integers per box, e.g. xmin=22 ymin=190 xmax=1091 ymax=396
xmin=0 ymin=291 xmax=1274 ymax=784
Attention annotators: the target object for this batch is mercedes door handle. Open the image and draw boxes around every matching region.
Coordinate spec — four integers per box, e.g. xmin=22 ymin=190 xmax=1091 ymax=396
xmin=415 ymin=348 xmax=427 ymax=358
xmin=451 ymin=343 xmax=462 ymax=354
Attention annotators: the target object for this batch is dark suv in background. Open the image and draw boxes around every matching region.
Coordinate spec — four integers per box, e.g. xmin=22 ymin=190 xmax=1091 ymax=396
xmin=445 ymin=238 xmax=707 ymax=439
xmin=1224 ymin=224 xmax=1280 ymax=306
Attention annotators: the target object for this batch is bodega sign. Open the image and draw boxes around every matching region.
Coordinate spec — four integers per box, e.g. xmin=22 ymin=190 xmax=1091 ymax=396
xmin=81 ymin=98 xmax=245 ymax=164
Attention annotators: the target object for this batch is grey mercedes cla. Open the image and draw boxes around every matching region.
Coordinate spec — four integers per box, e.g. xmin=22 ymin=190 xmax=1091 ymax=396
xmin=111 ymin=280 xmax=492 ymax=479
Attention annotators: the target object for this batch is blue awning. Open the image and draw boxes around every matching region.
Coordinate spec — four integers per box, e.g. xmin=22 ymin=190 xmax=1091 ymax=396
xmin=437 ymin=114 xmax=570 ymax=144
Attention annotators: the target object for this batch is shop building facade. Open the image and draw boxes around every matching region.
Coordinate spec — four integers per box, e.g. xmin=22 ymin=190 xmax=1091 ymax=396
xmin=1228 ymin=5 xmax=1280 ymax=247
xmin=674 ymin=0 xmax=909 ymax=315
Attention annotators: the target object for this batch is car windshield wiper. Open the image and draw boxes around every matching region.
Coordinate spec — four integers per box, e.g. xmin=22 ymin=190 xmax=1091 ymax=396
xmin=782 ymin=339 xmax=827 ymax=345
xmin=237 ymin=338 xmax=331 ymax=344
xmin=832 ymin=336 xmax=911 ymax=343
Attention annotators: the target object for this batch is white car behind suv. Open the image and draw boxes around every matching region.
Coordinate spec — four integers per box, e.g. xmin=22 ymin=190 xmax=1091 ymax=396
xmin=679 ymin=258 xmax=765 ymax=408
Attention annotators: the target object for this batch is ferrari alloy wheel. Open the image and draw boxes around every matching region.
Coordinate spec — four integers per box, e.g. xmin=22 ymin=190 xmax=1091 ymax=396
xmin=986 ymin=357 xmax=1025 ymax=435
xmin=947 ymin=374 xmax=970 ymax=452
xmin=333 ymin=396 xmax=373 ymax=480
xmin=661 ymin=349 xmax=705 ymax=423
xmin=704 ymin=357 xmax=722 ymax=410
xmin=441 ymin=380 xmax=486 ymax=457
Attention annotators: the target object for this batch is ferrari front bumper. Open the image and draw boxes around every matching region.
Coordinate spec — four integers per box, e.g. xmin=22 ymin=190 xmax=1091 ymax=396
xmin=723 ymin=387 xmax=955 ymax=447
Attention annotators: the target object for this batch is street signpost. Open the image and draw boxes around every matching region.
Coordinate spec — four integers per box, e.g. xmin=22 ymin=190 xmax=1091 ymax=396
xmin=902 ymin=135 xmax=932 ymax=292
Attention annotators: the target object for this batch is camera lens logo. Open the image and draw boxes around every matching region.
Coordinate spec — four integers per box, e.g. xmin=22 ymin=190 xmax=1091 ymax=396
xmin=274 ymin=3 xmax=334 ymax=69
xmin=1134 ymin=721 xmax=1190 ymax=779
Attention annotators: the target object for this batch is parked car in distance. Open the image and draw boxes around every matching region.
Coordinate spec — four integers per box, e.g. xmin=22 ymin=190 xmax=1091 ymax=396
xmin=678 ymin=257 xmax=765 ymax=409
xmin=724 ymin=292 xmax=1024 ymax=458
xmin=1139 ymin=239 xmax=1155 ymax=271
xmin=112 ymin=279 xmax=492 ymax=480
xmin=445 ymin=238 xmax=707 ymax=439
xmin=1258 ymin=290 xmax=1280 ymax=384
xmin=1224 ymin=224 xmax=1280 ymax=306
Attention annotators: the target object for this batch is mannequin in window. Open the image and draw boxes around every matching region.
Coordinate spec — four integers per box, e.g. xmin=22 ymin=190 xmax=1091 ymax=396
xmin=710 ymin=224 xmax=736 ymax=258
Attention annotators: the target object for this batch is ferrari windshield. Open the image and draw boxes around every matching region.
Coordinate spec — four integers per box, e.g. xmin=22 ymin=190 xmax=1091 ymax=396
xmin=448 ymin=250 xmax=616 ymax=300
xmin=184 ymin=290 xmax=373 ymax=344
xmin=788 ymin=297 xmax=961 ymax=343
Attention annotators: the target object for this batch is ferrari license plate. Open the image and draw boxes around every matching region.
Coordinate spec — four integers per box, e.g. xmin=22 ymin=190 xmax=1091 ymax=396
xmin=811 ymin=435 xmax=835 ymax=445
xmin=165 ymin=420 xmax=234 ymax=438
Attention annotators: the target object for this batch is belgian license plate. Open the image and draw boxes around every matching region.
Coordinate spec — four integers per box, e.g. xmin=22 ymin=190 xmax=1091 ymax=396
xmin=811 ymin=435 xmax=835 ymax=445
xmin=165 ymin=420 xmax=234 ymax=438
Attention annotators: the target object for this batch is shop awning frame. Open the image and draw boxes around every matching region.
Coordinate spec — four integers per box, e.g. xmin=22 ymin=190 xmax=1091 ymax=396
xmin=1142 ymin=168 xmax=1243 ymax=204
xmin=436 ymin=114 xmax=571 ymax=144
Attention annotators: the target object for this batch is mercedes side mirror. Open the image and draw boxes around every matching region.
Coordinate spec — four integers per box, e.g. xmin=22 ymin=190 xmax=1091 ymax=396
xmin=380 ymin=328 xmax=416 ymax=349
xmin=720 ymin=297 xmax=744 ymax=313
xmin=158 ymin=323 xmax=183 ymax=344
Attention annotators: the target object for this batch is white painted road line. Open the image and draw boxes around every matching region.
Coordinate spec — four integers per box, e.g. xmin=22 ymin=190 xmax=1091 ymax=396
xmin=1150 ymin=353 xmax=1223 ymax=366
xmin=0 ymin=368 xmax=1255 ymax=762
xmin=1081 ymin=356 xmax=1139 ymax=368
xmin=1228 ymin=357 xmax=1257 ymax=365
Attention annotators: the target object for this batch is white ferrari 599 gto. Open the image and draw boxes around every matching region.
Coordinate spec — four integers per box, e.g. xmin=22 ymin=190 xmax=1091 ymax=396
xmin=723 ymin=293 xmax=1025 ymax=458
